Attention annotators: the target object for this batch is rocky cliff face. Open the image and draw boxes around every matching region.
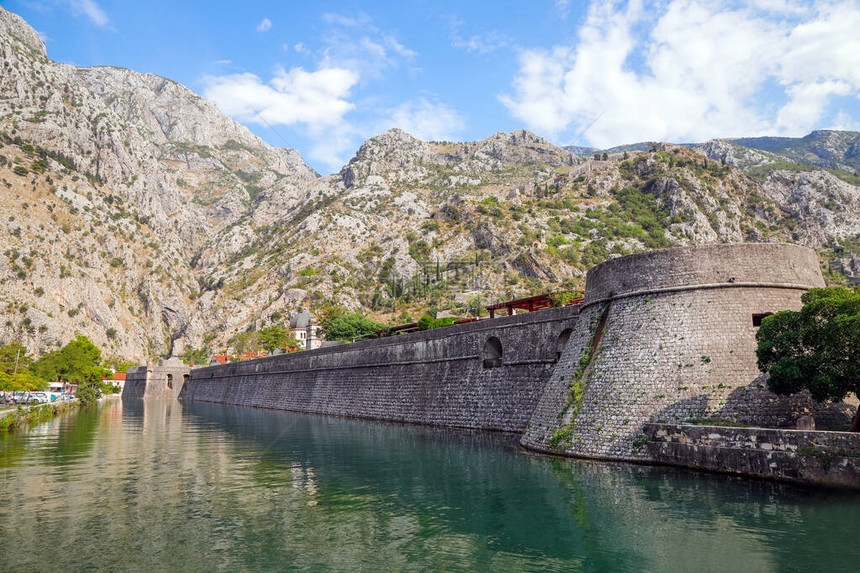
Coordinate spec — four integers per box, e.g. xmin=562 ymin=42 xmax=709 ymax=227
xmin=0 ymin=6 xmax=319 ymax=360
xmin=1 ymin=7 xmax=858 ymax=362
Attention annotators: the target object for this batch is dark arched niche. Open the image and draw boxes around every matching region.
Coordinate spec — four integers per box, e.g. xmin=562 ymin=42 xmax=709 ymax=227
xmin=556 ymin=328 xmax=573 ymax=362
xmin=483 ymin=337 xmax=503 ymax=369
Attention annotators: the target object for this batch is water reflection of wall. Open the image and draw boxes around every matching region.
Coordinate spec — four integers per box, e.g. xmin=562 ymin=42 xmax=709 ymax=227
xmin=182 ymin=402 xmax=860 ymax=572
xmin=1 ymin=402 xmax=860 ymax=571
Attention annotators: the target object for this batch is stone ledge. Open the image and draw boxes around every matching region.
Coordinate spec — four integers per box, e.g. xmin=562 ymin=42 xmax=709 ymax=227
xmin=644 ymin=423 xmax=860 ymax=489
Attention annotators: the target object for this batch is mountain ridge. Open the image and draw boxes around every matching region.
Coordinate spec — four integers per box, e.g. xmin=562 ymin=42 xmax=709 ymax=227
xmin=1 ymin=6 xmax=858 ymax=363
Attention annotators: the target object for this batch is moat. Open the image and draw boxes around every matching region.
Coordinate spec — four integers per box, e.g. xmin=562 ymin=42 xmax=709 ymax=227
xmin=1 ymin=399 xmax=858 ymax=572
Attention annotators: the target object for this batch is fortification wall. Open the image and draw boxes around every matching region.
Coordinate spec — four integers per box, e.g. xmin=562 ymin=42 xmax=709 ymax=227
xmin=521 ymin=243 xmax=852 ymax=461
xmin=183 ymin=305 xmax=579 ymax=432
xmin=122 ymin=366 xmax=149 ymax=398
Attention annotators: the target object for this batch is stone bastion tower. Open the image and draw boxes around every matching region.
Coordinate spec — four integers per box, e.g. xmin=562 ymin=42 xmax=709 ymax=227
xmin=521 ymin=243 xmax=853 ymax=462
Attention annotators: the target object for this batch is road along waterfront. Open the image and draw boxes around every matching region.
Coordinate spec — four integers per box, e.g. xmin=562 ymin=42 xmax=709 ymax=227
xmin=1 ymin=398 xmax=859 ymax=571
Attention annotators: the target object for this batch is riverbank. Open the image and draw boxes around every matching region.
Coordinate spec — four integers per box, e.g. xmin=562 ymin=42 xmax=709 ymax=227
xmin=0 ymin=400 xmax=79 ymax=432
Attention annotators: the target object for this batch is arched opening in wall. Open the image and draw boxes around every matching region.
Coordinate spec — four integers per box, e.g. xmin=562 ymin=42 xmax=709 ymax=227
xmin=752 ymin=313 xmax=773 ymax=327
xmin=167 ymin=374 xmax=173 ymax=390
xmin=482 ymin=337 xmax=503 ymax=369
xmin=183 ymin=374 xmax=190 ymax=389
xmin=555 ymin=328 xmax=573 ymax=362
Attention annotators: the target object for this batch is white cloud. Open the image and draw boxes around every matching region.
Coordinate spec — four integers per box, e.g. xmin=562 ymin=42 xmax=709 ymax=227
xmin=70 ymin=0 xmax=108 ymax=27
xmin=449 ymin=18 xmax=511 ymax=54
xmin=201 ymin=12 xmax=421 ymax=173
xmin=214 ymin=59 xmax=232 ymax=65
xmin=829 ymin=110 xmax=860 ymax=132
xmin=256 ymin=18 xmax=272 ymax=33
xmin=318 ymin=12 xmax=416 ymax=78
xmin=501 ymin=0 xmax=860 ymax=146
xmin=555 ymin=0 xmax=572 ymax=19
xmin=453 ymin=30 xmax=510 ymax=54
xmin=381 ymin=99 xmax=465 ymax=142
xmin=202 ymin=66 xmax=359 ymax=128
xmin=321 ymin=13 xmax=372 ymax=28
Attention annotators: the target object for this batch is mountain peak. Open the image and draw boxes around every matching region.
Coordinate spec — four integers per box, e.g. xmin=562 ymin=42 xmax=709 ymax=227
xmin=0 ymin=6 xmax=47 ymax=59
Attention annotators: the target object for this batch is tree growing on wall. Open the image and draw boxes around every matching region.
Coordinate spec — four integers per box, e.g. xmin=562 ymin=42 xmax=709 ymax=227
xmin=756 ymin=287 xmax=860 ymax=431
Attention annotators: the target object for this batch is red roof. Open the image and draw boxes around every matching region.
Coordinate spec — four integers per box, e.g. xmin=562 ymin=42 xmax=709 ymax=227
xmin=213 ymin=352 xmax=268 ymax=364
xmin=102 ymin=372 xmax=127 ymax=381
xmin=485 ymin=292 xmax=583 ymax=318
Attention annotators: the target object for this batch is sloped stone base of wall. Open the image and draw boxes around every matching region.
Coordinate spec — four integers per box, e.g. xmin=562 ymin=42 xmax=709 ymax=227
xmin=645 ymin=423 xmax=860 ymax=489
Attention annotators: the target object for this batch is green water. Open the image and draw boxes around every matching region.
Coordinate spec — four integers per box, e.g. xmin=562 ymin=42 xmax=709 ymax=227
xmin=0 ymin=399 xmax=858 ymax=572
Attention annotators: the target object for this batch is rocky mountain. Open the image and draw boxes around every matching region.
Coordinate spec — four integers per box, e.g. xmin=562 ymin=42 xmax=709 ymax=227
xmin=1 ymin=6 xmax=858 ymax=363
xmin=0 ymin=6 xmax=317 ymax=361
xmin=732 ymin=130 xmax=860 ymax=174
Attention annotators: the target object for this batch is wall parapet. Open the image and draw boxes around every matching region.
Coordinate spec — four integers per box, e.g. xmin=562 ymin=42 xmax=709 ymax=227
xmin=580 ymin=281 xmax=815 ymax=309
xmin=645 ymin=423 xmax=860 ymax=489
xmin=584 ymin=243 xmax=824 ymax=303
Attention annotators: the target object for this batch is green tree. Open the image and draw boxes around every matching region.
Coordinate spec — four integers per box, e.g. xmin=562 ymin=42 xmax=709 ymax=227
xmin=0 ymin=371 xmax=46 ymax=391
xmin=756 ymin=287 xmax=860 ymax=431
xmin=0 ymin=342 xmax=33 ymax=374
xmin=322 ymin=313 xmax=386 ymax=341
xmin=180 ymin=347 xmax=210 ymax=366
xmin=416 ymin=315 xmax=456 ymax=330
xmin=31 ymin=335 xmax=110 ymax=403
xmin=259 ymin=325 xmax=296 ymax=353
xmin=227 ymin=331 xmax=261 ymax=353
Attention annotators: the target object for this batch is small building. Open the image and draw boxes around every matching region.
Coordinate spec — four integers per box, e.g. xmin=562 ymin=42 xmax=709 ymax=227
xmin=290 ymin=312 xmax=323 ymax=350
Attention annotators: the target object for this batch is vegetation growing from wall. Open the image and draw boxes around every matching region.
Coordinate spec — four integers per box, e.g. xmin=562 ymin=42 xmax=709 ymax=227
xmin=549 ymin=305 xmax=611 ymax=449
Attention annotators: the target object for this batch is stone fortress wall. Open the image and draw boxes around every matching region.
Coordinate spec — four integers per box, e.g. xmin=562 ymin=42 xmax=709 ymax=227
xmin=140 ymin=243 xmax=855 ymax=466
xmin=521 ymin=243 xmax=854 ymax=461
xmin=180 ymin=305 xmax=579 ymax=433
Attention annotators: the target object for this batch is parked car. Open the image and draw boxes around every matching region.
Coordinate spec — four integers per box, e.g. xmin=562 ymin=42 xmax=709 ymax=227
xmin=28 ymin=392 xmax=49 ymax=404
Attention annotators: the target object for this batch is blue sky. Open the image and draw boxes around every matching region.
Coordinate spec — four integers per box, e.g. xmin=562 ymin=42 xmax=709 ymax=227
xmin=4 ymin=0 xmax=860 ymax=174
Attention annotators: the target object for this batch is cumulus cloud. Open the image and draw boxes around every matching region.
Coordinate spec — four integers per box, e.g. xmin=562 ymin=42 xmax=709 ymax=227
xmin=70 ymin=0 xmax=108 ymax=27
xmin=256 ymin=18 xmax=272 ymax=32
xmin=202 ymin=66 xmax=359 ymax=128
xmin=501 ymin=0 xmax=860 ymax=146
xmin=381 ymin=99 xmax=465 ymax=141
xmin=202 ymin=12 xmax=426 ymax=173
